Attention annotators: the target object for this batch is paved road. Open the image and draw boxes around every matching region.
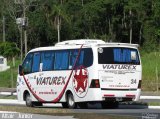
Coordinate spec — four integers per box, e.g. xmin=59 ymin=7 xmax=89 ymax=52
xmin=0 ymin=99 xmax=160 ymax=119
xmin=0 ymin=111 xmax=75 ymax=119
xmin=0 ymin=105 xmax=159 ymax=119
xmin=73 ymin=105 xmax=160 ymax=119
xmin=0 ymin=111 xmax=159 ymax=119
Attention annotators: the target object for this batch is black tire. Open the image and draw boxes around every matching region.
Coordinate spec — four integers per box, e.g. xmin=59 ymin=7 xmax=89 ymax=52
xmin=78 ymin=102 xmax=88 ymax=109
xmin=67 ymin=93 xmax=77 ymax=109
xmin=101 ymin=101 xmax=119 ymax=109
xmin=25 ymin=93 xmax=34 ymax=107
xmin=62 ymin=102 xmax=68 ymax=108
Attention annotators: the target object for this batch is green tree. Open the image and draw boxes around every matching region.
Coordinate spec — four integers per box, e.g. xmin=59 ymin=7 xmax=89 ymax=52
xmin=0 ymin=0 xmax=159 ymax=53
xmin=44 ymin=0 xmax=70 ymax=42
xmin=0 ymin=42 xmax=20 ymax=66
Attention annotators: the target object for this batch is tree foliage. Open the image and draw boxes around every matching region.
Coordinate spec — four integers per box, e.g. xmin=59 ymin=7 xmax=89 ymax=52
xmin=0 ymin=0 xmax=159 ymax=54
xmin=0 ymin=42 xmax=20 ymax=59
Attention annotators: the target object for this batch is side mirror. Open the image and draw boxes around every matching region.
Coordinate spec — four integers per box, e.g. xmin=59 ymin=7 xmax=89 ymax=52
xmin=19 ymin=65 xmax=23 ymax=76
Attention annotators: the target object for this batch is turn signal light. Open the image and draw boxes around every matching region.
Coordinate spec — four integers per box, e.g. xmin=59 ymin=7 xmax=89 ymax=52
xmin=90 ymin=79 xmax=100 ymax=88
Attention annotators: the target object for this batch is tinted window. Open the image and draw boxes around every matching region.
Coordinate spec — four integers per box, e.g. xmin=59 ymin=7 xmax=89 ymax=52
xmin=83 ymin=48 xmax=93 ymax=67
xmin=98 ymin=47 xmax=140 ymax=65
xmin=55 ymin=50 xmax=69 ymax=70
xmin=32 ymin=52 xmax=41 ymax=72
xmin=22 ymin=53 xmax=33 ymax=74
xmin=69 ymin=48 xmax=93 ymax=69
xmin=41 ymin=51 xmax=54 ymax=71
xmin=69 ymin=50 xmax=84 ymax=69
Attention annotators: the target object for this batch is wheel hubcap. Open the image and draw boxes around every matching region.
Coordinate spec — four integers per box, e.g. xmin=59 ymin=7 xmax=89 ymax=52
xmin=26 ymin=95 xmax=31 ymax=105
xmin=68 ymin=95 xmax=74 ymax=106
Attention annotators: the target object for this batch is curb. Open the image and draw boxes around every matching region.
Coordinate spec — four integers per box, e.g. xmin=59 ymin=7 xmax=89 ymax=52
xmin=140 ymin=96 xmax=160 ymax=100
xmin=148 ymin=106 xmax=160 ymax=109
xmin=0 ymin=92 xmax=17 ymax=96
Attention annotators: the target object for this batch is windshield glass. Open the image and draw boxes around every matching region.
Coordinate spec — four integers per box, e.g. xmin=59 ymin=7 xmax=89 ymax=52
xmin=98 ymin=47 xmax=140 ymax=65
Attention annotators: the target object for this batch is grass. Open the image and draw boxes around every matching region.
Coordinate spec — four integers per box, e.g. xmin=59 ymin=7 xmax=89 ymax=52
xmin=0 ymin=51 xmax=159 ymax=91
xmin=0 ymin=105 xmax=71 ymax=114
xmin=148 ymin=102 xmax=160 ymax=106
xmin=141 ymin=52 xmax=160 ymax=91
xmin=141 ymin=52 xmax=160 ymax=81
xmin=0 ymin=58 xmax=21 ymax=88
xmin=0 ymin=95 xmax=17 ymax=99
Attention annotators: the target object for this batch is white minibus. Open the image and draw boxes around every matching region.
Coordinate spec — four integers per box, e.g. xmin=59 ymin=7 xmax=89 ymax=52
xmin=17 ymin=39 xmax=142 ymax=108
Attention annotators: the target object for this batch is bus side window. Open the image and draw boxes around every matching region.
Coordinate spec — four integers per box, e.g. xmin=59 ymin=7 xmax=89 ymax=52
xmin=69 ymin=50 xmax=77 ymax=69
xmin=41 ymin=51 xmax=54 ymax=71
xmin=69 ymin=50 xmax=84 ymax=69
xmin=55 ymin=50 xmax=69 ymax=70
xmin=32 ymin=52 xmax=41 ymax=72
xmin=78 ymin=50 xmax=84 ymax=66
xmin=22 ymin=53 xmax=33 ymax=74
xmin=83 ymin=48 xmax=93 ymax=67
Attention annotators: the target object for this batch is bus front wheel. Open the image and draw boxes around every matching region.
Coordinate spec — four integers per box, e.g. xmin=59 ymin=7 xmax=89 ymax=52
xmin=67 ymin=93 xmax=77 ymax=109
xmin=25 ymin=93 xmax=42 ymax=107
xmin=25 ymin=93 xmax=33 ymax=107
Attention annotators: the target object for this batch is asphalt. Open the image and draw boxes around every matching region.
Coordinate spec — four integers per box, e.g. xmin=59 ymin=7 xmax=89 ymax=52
xmin=0 ymin=111 xmax=75 ymax=119
xmin=0 ymin=89 xmax=160 ymax=119
xmin=73 ymin=108 xmax=160 ymax=119
xmin=0 ymin=99 xmax=160 ymax=119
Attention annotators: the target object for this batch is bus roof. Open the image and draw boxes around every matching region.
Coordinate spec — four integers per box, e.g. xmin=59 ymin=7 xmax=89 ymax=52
xmin=29 ymin=39 xmax=139 ymax=53
xmin=55 ymin=39 xmax=139 ymax=48
xmin=55 ymin=39 xmax=106 ymax=46
xmin=97 ymin=43 xmax=139 ymax=48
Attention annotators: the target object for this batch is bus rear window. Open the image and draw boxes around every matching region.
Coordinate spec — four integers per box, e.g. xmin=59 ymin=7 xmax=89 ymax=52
xmin=98 ymin=47 xmax=140 ymax=65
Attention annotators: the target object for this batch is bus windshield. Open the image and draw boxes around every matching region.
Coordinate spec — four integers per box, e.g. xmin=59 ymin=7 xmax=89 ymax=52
xmin=98 ymin=47 xmax=140 ymax=65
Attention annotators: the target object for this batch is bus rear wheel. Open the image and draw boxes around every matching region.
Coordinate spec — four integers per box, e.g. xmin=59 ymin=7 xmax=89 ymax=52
xmin=67 ymin=93 xmax=77 ymax=109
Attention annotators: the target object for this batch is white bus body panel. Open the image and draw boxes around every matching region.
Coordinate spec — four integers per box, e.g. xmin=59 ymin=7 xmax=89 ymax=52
xmin=98 ymin=65 xmax=141 ymax=101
